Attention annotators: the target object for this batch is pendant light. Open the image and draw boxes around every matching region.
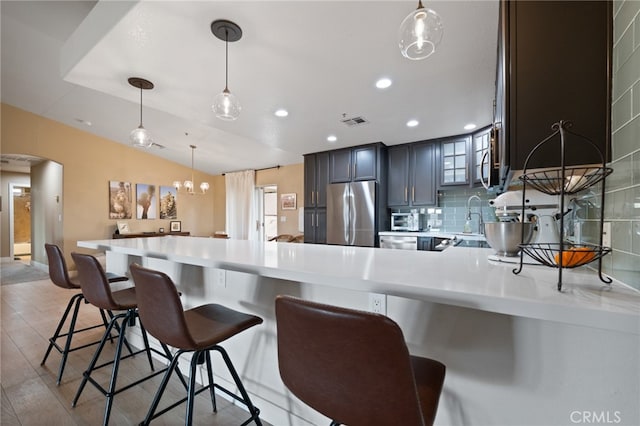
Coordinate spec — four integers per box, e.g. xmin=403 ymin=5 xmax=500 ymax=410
xmin=398 ymin=0 xmax=443 ymax=60
xmin=128 ymin=77 xmax=154 ymax=148
xmin=211 ymin=19 xmax=242 ymax=121
xmin=173 ymin=144 xmax=210 ymax=195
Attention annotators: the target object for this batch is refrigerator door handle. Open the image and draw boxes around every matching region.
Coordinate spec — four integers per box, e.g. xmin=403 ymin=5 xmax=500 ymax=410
xmin=349 ymin=183 xmax=358 ymax=245
xmin=344 ymin=184 xmax=351 ymax=244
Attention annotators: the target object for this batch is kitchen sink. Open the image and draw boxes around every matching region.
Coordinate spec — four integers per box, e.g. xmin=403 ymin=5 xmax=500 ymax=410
xmin=452 ymin=232 xmax=486 ymax=240
xmin=453 ymin=239 xmax=491 ymax=248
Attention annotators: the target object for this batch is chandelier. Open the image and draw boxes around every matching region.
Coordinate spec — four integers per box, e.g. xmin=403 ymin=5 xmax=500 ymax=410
xmin=173 ymin=145 xmax=210 ymax=194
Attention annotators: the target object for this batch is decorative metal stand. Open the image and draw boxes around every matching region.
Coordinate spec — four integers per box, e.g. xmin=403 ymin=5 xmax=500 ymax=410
xmin=512 ymin=120 xmax=613 ymax=291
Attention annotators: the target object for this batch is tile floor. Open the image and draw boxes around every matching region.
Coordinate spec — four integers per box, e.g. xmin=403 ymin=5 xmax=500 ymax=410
xmin=1 ymin=278 xmax=271 ymax=426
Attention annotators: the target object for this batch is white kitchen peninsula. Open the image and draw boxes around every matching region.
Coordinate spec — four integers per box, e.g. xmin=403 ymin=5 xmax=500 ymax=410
xmin=78 ymin=236 xmax=640 ymax=426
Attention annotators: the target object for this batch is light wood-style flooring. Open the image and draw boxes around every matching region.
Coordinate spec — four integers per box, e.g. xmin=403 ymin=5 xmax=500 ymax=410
xmin=1 ymin=277 xmax=272 ymax=426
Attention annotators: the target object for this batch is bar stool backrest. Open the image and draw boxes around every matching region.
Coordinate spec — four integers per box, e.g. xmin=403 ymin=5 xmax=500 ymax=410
xmin=275 ymin=295 xmax=427 ymax=426
xmin=45 ymin=243 xmax=78 ymax=289
xmin=71 ymin=253 xmax=118 ymax=310
xmin=129 ymin=263 xmax=195 ymax=349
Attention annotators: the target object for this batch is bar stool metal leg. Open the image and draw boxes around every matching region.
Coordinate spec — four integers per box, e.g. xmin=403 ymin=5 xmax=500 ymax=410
xmin=72 ymin=308 xmax=160 ymax=426
xmin=41 ymin=292 xmax=83 ymax=384
xmin=140 ymin=350 xmax=184 ymax=426
xmin=212 ymin=345 xmax=262 ymax=426
xmin=205 ymin=351 xmax=217 ymax=413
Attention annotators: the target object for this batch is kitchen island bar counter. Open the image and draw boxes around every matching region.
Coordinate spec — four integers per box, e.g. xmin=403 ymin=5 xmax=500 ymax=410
xmin=78 ymin=236 xmax=639 ymax=334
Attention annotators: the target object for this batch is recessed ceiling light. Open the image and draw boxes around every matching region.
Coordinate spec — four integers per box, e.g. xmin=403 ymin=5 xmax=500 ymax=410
xmin=464 ymin=123 xmax=477 ymax=130
xmin=327 ymin=135 xmax=337 ymax=142
xmin=406 ymin=119 xmax=419 ymax=127
xmin=375 ymin=78 xmax=392 ymax=89
xmin=275 ymin=109 xmax=289 ymax=117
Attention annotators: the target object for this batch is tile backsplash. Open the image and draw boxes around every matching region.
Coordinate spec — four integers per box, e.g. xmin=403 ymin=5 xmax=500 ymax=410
xmin=389 ymin=188 xmax=494 ymax=233
xmin=602 ymin=1 xmax=640 ymax=289
xmin=437 ymin=188 xmax=495 ymax=233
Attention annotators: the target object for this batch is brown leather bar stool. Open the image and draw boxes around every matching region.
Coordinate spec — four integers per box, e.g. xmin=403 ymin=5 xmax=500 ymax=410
xmin=41 ymin=243 xmax=128 ymax=385
xmin=70 ymin=253 xmax=179 ymax=426
xmin=129 ymin=263 xmax=263 ymax=426
xmin=275 ymin=295 xmax=446 ymax=426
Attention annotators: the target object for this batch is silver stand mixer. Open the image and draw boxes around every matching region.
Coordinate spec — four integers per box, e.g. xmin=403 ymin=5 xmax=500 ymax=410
xmin=487 ymin=190 xmax=562 ymax=263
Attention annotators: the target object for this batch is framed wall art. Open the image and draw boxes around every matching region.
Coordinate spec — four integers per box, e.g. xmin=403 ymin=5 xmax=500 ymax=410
xmin=136 ymin=183 xmax=157 ymax=219
xmin=281 ymin=193 xmax=297 ymax=210
xmin=116 ymin=221 xmax=131 ymax=234
xmin=109 ymin=181 xmax=132 ymax=219
xmin=159 ymin=185 xmax=177 ymax=219
xmin=170 ymin=221 xmax=182 ymax=232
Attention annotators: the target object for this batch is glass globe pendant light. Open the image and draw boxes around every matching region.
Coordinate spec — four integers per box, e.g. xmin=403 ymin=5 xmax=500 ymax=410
xmin=128 ymin=77 xmax=154 ymax=147
xmin=211 ymin=20 xmax=242 ymax=121
xmin=398 ymin=0 xmax=443 ymax=60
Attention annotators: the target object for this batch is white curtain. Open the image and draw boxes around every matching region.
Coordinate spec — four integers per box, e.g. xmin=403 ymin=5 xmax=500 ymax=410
xmin=225 ymin=170 xmax=257 ymax=240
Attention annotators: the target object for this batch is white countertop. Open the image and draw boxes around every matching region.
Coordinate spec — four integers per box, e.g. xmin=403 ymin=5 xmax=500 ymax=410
xmin=78 ymin=236 xmax=640 ymax=334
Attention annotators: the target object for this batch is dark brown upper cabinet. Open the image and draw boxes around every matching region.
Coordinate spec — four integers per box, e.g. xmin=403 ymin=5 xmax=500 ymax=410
xmin=496 ymin=0 xmax=611 ymax=182
xmin=329 ymin=144 xmax=379 ymax=183
xmin=387 ymin=142 xmax=437 ymax=207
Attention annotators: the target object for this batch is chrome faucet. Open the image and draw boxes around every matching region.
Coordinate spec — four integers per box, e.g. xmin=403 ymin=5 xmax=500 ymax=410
xmin=466 ymin=195 xmax=484 ymax=234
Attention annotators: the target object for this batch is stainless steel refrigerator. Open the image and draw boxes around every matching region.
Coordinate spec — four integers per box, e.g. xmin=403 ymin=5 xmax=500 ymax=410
xmin=326 ymin=181 xmax=376 ymax=247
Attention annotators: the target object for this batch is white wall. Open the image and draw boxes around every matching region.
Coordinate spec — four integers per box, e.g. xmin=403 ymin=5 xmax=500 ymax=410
xmin=31 ymin=160 xmax=63 ymax=264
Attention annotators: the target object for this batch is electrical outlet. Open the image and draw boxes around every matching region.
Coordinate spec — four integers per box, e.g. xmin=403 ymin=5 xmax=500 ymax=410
xmin=602 ymin=222 xmax=611 ymax=247
xmin=214 ymin=269 xmax=226 ymax=288
xmin=369 ymin=293 xmax=387 ymax=315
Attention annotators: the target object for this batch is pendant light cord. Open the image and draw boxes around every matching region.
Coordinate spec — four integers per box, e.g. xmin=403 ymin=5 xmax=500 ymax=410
xmin=139 ymin=87 xmax=143 ymax=127
xmin=225 ymin=29 xmax=229 ymax=91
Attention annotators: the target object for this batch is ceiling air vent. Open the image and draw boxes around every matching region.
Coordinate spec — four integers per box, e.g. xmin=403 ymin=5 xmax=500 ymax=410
xmin=341 ymin=116 xmax=369 ymax=127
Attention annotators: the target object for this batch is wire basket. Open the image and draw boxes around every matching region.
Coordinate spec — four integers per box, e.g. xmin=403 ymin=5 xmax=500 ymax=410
xmin=519 ymin=242 xmax=611 ymax=268
xmin=518 ymin=166 xmax=612 ymax=195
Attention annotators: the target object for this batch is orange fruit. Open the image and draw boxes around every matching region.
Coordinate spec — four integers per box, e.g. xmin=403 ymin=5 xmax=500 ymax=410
xmin=554 ymin=247 xmax=595 ymax=267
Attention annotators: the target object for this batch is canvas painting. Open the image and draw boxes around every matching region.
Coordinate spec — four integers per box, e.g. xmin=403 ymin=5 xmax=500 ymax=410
xmin=159 ymin=186 xmax=177 ymax=219
xmin=109 ymin=181 xmax=132 ymax=219
xmin=136 ymin=183 xmax=157 ymax=219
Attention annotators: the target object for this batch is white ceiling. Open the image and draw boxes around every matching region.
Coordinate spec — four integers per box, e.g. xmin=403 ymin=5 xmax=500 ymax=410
xmin=1 ymin=1 xmax=499 ymax=176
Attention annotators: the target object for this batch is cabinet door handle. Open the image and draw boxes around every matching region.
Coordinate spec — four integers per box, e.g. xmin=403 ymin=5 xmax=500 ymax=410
xmin=315 ymin=191 xmax=319 ymax=205
xmin=311 ymin=190 xmax=315 ymax=204
xmin=412 ymin=186 xmax=415 ymax=202
xmin=352 ymin=162 xmax=356 ymax=178
xmin=405 ymin=187 xmax=408 ymax=202
xmin=480 ymin=151 xmax=490 ymax=189
xmin=347 ymin=161 xmax=350 ymax=178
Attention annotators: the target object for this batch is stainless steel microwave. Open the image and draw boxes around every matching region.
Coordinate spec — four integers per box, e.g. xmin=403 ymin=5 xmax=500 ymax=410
xmin=391 ymin=212 xmax=423 ymax=231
